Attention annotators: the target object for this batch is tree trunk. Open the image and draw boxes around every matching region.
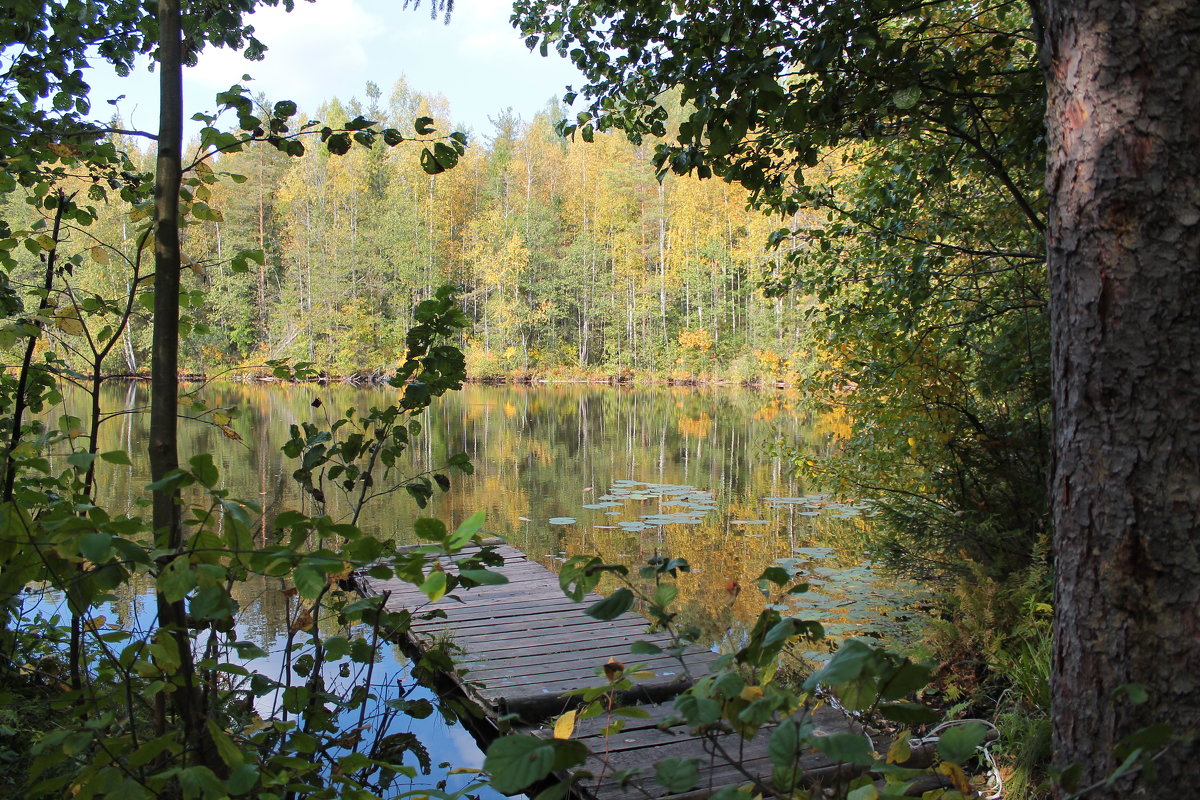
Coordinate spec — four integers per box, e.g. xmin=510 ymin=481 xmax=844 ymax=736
xmin=151 ymin=0 xmax=220 ymax=771
xmin=1043 ymin=0 xmax=1200 ymax=793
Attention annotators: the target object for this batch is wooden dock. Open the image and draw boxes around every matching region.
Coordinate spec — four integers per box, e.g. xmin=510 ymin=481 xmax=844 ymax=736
xmin=356 ymin=543 xmax=901 ymax=799
xmin=356 ymin=544 xmax=722 ymax=723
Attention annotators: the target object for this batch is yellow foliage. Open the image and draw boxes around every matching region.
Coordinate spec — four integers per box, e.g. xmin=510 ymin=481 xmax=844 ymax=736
xmin=677 ymin=327 xmax=713 ymax=352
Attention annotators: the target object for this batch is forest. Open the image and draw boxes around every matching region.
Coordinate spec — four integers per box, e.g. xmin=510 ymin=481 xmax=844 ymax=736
xmin=0 ymin=0 xmax=1197 ymax=798
xmin=2 ymin=83 xmax=811 ymax=383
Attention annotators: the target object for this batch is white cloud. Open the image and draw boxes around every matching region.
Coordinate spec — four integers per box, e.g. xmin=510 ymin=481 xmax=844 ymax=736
xmin=187 ymin=0 xmax=385 ymax=110
xmin=84 ymin=0 xmax=583 ymax=137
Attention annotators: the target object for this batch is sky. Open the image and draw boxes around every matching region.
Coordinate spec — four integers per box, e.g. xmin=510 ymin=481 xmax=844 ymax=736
xmin=84 ymin=0 xmax=585 ymax=141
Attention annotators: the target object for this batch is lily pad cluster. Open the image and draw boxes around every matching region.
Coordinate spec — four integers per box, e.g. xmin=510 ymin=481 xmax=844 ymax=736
xmin=553 ymin=479 xmax=720 ymax=530
xmin=763 ymin=494 xmax=876 ymax=519
xmin=771 ymin=549 xmax=928 ymax=656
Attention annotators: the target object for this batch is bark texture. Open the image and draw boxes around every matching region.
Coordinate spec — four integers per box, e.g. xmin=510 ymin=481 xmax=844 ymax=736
xmin=1043 ymin=0 xmax=1200 ymax=793
xmin=151 ymin=0 xmax=219 ymax=771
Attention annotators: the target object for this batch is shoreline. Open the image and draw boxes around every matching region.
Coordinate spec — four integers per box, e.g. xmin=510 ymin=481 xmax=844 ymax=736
xmin=106 ymin=370 xmax=797 ymax=390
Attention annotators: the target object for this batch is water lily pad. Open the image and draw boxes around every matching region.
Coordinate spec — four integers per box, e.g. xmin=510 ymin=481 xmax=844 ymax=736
xmin=548 ymin=517 xmax=576 ymax=525
xmin=795 ymin=547 xmax=835 ymax=559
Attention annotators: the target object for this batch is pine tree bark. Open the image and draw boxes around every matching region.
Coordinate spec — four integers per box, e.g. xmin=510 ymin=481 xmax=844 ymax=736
xmin=1043 ymin=0 xmax=1200 ymax=793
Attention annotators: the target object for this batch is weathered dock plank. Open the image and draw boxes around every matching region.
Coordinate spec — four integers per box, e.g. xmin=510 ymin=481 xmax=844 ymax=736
xmin=356 ymin=543 xmax=717 ymax=723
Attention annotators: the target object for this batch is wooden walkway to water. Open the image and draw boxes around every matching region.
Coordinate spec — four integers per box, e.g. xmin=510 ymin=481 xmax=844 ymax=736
xmin=355 ymin=543 xmax=897 ymax=799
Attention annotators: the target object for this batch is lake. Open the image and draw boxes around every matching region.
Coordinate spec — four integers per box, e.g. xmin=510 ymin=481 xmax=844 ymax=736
xmin=37 ymin=381 xmax=925 ymax=796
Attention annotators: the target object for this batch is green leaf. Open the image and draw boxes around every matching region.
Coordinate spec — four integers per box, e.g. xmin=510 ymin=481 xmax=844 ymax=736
xmin=892 ymin=87 xmax=921 ymax=109
xmin=157 ymin=555 xmax=195 ymax=603
xmin=226 ymin=763 xmax=259 ymax=794
xmin=1115 ymin=683 xmax=1148 ymax=705
xmin=812 ymin=732 xmax=874 ymax=766
xmin=550 ymin=738 xmax=588 ymax=770
xmin=768 ymin=719 xmax=802 ymax=769
xmin=937 ymin=721 xmax=988 ymax=764
xmin=414 ymin=518 xmax=447 ymax=541
xmin=653 ymin=584 xmax=678 ymax=608
xmin=484 ymin=735 xmax=555 ymax=794
xmin=420 ymin=571 xmax=448 ymax=602
xmin=805 ymin=639 xmax=875 ymax=690
xmin=655 ymin=758 xmax=700 ymax=793
xmin=414 ymin=116 xmax=436 ymax=135
xmin=293 ymin=563 xmax=326 ymax=599
xmin=420 ymin=147 xmax=446 ymax=175
xmin=848 ymin=784 xmax=880 ymax=800
xmin=189 ymin=453 xmax=218 ymax=487
xmin=880 ymin=660 xmax=932 ymax=700
xmin=878 ymin=702 xmax=939 ymax=725
xmin=585 ymin=588 xmax=634 ymax=621
xmin=100 ymin=450 xmax=132 ymax=465
xmin=612 ymin=706 xmax=651 ymax=719
xmin=459 ymin=569 xmax=508 ymax=586
xmin=532 ymin=781 xmax=571 ymax=800
xmin=674 ymin=692 xmax=721 ymax=726
xmin=757 ymin=566 xmax=791 ymax=586
xmin=146 ymin=469 xmax=192 ymax=492
xmin=79 ymin=532 xmax=113 ymax=563
xmin=448 ymin=509 xmax=486 ymax=549
xmin=1115 ymin=723 xmax=1173 ymax=759
xmin=206 ymin=719 xmax=244 ymax=768
xmin=67 ymin=452 xmax=97 ymax=471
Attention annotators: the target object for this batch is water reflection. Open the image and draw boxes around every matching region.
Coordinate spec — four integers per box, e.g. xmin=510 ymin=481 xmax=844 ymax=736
xmin=61 ymin=381 xmax=924 ymax=793
xmin=76 ymin=381 xmax=924 ymax=649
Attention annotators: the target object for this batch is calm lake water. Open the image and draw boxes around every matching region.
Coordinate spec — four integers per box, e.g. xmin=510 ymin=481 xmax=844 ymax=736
xmin=38 ymin=382 xmax=925 ymax=796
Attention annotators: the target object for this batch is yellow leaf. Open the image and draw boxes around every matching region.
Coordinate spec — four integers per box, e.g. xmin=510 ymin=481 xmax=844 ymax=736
xmin=182 ymin=252 xmax=204 ymax=276
xmin=129 ymin=204 xmax=152 ymax=221
xmin=739 ymin=685 xmax=764 ymax=702
xmin=35 ymin=234 xmax=56 ymax=251
xmin=90 ymin=246 xmax=110 ymax=265
xmin=886 ymin=732 xmax=912 ymax=764
xmin=553 ymin=710 xmax=576 ymax=739
xmin=54 ymin=308 xmax=85 ymax=336
xmin=937 ymin=761 xmax=972 ymax=794
xmin=212 ymin=411 xmax=232 ymax=425
xmin=328 ymin=563 xmax=353 ymax=584
xmin=46 ymin=142 xmax=81 ymax=158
